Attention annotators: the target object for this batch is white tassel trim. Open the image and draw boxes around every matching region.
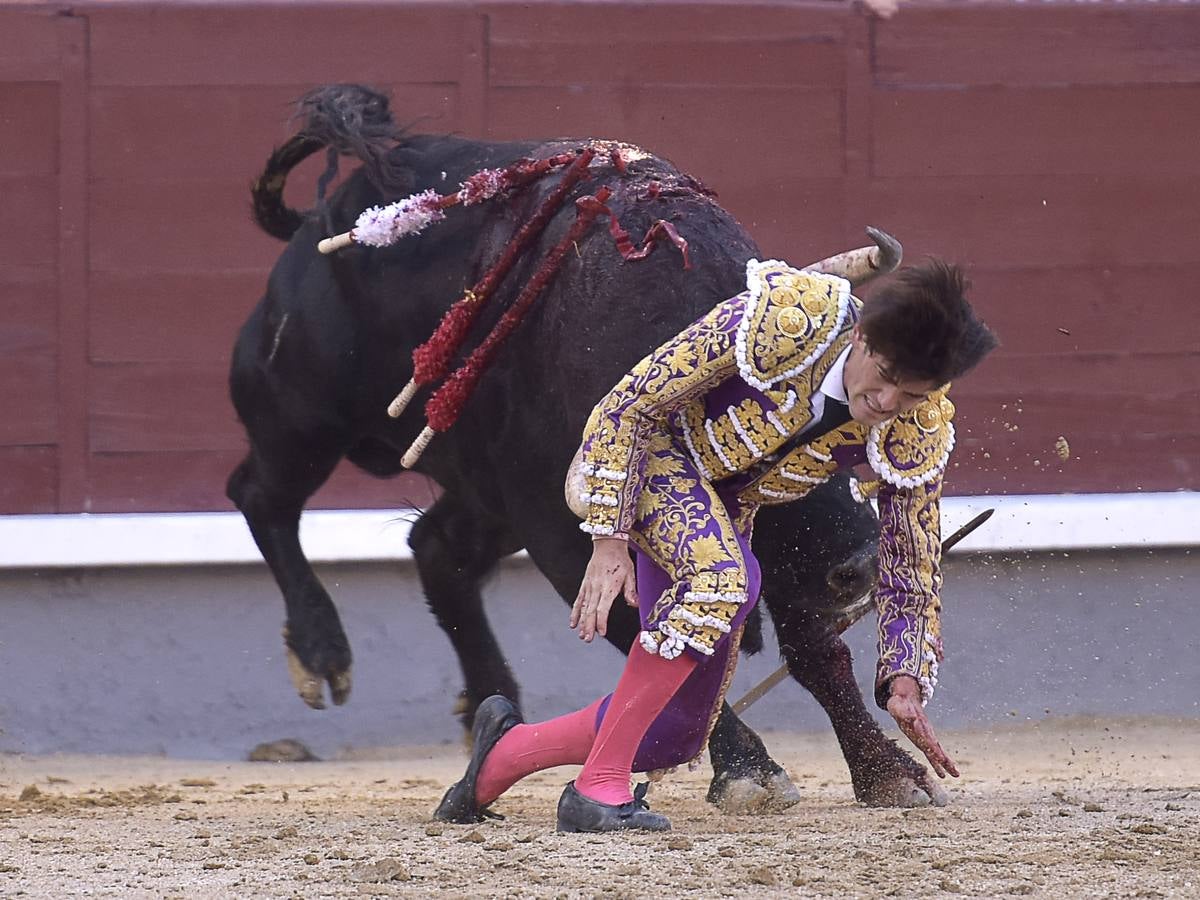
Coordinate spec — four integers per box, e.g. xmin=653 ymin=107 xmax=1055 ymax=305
xmin=735 ymin=260 xmax=852 ymax=390
xmin=780 ymin=469 xmax=827 ymax=484
xmin=579 ymin=522 xmax=615 ymax=535
xmin=727 ymin=406 xmax=763 ymax=458
xmin=683 ymin=590 xmax=747 ymax=604
xmin=866 ymin=420 xmax=956 ymax=488
xmin=758 ymin=487 xmax=802 ymax=500
xmin=669 ymin=607 xmax=732 ymax=633
xmin=580 ymin=461 xmax=627 ymax=481
xmin=766 ymin=411 xmax=789 ymax=436
xmin=659 ymin=622 xmax=713 ymax=657
xmin=704 ymin=419 xmax=736 ymax=473
xmin=582 ymin=493 xmax=619 ymax=507
xmin=680 ymin=423 xmax=713 ymax=481
xmin=805 ymin=446 xmax=833 ymax=463
xmin=919 ymin=632 xmax=940 ymax=705
xmin=643 ymin=626 xmax=691 ymax=659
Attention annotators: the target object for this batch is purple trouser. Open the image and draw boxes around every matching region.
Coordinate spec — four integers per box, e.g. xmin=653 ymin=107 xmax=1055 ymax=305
xmin=595 ymin=499 xmax=762 ymax=773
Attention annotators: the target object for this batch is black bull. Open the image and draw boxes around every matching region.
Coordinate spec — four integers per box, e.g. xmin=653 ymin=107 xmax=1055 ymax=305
xmin=227 ymin=85 xmax=945 ymax=809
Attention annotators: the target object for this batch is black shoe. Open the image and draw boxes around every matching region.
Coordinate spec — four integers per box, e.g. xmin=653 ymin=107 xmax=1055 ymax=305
xmin=556 ymin=781 xmax=672 ymax=833
xmin=433 ymin=695 xmax=522 ymax=823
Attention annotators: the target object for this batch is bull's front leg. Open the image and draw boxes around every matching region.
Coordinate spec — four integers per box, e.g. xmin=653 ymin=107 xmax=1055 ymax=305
xmin=782 ymin=619 xmax=948 ymax=807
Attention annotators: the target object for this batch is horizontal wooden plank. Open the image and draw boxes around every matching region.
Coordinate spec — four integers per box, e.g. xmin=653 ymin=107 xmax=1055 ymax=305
xmin=873 ymin=85 xmax=1200 ymax=177
xmin=87 ymin=450 xmax=438 ymax=513
xmin=0 ymin=268 xmax=57 ymax=445
xmin=954 ymin=392 xmax=1200 ymax=459
xmin=858 ymin=175 xmax=1200 ymax=269
xmin=311 ymin=461 xmax=439 ymax=512
xmin=89 ymin=176 xmax=283 ymax=273
xmin=948 ymin=265 xmax=1200 ymax=357
xmin=0 ymin=9 xmax=61 ymax=81
xmin=89 ymin=83 xmax=459 ymax=180
xmin=491 ymin=35 xmax=844 ymax=88
xmin=0 ymin=353 xmax=56 ymax=446
xmin=485 ymin=2 xmax=846 ymax=43
xmin=88 ymin=5 xmax=473 ymax=86
xmin=0 ymin=82 xmax=58 ymax=175
xmin=89 ymin=363 xmax=243 ymax=453
xmin=719 ymin=177 xmax=847 ymax=264
xmin=944 ymin=429 xmax=1200 ymax=495
xmin=0 ymin=174 xmax=57 ymax=268
xmin=488 ymin=85 xmax=844 ymax=179
xmin=875 ymin=7 xmax=1200 ymax=87
xmin=89 ymin=270 xmax=266 ymax=364
xmin=86 ymin=449 xmax=242 ymax=513
xmin=0 ymin=265 xmax=56 ymax=351
xmin=0 ymin=445 xmax=57 ymax=514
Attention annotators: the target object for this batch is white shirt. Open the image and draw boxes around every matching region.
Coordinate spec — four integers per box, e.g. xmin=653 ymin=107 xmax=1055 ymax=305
xmin=807 ymin=343 xmax=851 ymax=425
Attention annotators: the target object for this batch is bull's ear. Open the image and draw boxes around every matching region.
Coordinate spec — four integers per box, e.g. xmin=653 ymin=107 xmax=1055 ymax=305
xmin=801 ymin=226 xmax=903 ymax=288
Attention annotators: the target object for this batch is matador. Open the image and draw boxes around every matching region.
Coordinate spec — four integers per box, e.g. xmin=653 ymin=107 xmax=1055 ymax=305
xmin=436 ymin=237 xmax=998 ymax=832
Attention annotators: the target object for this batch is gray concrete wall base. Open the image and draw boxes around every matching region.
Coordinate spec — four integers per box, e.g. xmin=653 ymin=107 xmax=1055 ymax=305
xmin=1 ymin=550 xmax=1196 ymax=759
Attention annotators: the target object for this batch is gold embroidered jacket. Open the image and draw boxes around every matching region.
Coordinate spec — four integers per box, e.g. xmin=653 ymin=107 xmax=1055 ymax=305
xmin=577 ymin=261 xmax=955 ymax=705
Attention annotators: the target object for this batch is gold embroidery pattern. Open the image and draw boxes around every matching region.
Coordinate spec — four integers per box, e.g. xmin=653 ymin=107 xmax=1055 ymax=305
xmin=684 ymin=396 xmax=789 ymax=478
xmin=867 ymin=390 xmax=956 ymax=489
xmin=737 ymin=420 xmax=868 ymax=507
xmin=578 ymin=298 xmax=744 ymax=535
xmin=735 ymin=262 xmax=851 ymax=390
xmin=874 ymin=476 xmax=944 ymax=706
xmin=630 ymin=437 xmax=750 ymax=658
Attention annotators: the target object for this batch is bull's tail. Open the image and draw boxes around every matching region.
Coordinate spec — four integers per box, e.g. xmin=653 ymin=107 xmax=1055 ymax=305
xmin=250 ymin=84 xmax=408 ymax=241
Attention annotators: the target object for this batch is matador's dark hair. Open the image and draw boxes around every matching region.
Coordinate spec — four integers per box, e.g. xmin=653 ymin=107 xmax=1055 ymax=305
xmin=858 ymin=259 xmax=998 ymax=385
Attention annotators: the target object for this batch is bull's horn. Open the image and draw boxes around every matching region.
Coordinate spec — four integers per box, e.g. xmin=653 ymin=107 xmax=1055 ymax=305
xmin=802 ymin=226 xmax=902 ymax=287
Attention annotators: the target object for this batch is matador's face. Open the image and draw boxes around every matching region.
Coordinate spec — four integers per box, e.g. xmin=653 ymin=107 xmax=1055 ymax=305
xmin=842 ymin=325 xmax=939 ymax=427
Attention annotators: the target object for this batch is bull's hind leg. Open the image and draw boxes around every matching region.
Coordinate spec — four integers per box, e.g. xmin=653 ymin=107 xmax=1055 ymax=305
xmin=227 ymin=443 xmax=352 ymax=709
xmin=768 ymin=604 xmax=948 ymax=808
xmin=409 ymin=494 xmax=522 ymax=734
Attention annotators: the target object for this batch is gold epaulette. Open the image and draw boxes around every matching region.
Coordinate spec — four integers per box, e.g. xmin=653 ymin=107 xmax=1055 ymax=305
xmin=867 ymin=390 xmax=956 ymax=488
xmin=735 ymin=260 xmax=852 ymax=391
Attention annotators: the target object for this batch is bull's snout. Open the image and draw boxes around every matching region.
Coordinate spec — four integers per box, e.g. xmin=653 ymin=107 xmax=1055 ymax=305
xmin=825 ymin=550 xmax=877 ymax=601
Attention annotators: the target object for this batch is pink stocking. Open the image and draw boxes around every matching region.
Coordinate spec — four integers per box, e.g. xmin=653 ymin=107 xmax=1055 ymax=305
xmin=574 ymin=641 xmax=698 ymax=805
xmin=474 ymin=697 xmax=604 ymax=806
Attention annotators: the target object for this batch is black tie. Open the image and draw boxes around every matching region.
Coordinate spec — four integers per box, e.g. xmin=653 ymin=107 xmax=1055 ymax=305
xmin=801 ymin=397 xmax=852 ymax=443
xmin=739 ymin=397 xmax=851 ymax=485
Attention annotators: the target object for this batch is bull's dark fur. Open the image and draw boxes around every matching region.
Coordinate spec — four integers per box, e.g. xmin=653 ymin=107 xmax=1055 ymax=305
xmin=229 ymin=84 xmax=942 ymax=807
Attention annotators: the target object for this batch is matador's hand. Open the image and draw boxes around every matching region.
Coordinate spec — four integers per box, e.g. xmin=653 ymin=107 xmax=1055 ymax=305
xmin=886 ymin=675 xmax=960 ymax=779
xmin=570 ymin=538 xmax=639 ymax=643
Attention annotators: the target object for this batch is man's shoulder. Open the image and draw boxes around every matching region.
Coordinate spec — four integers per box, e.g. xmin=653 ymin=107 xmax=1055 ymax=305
xmin=867 ymin=391 xmax=957 ymax=490
xmin=735 ymin=259 xmax=854 ymax=391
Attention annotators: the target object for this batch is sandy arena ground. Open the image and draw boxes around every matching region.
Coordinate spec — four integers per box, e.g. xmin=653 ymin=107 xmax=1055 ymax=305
xmin=1 ymin=717 xmax=1197 ymax=898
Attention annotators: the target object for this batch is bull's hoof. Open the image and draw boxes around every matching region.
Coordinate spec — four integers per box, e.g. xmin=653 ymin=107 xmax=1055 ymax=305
xmin=710 ymin=775 xmax=769 ymax=815
xmin=858 ymin=774 xmax=950 ymax=808
xmin=706 ymin=769 xmax=802 ymax=816
xmin=763 ymin=770 xmax=803 ymax=812
xmin=285 ymin=646 xmax=353 ymax=710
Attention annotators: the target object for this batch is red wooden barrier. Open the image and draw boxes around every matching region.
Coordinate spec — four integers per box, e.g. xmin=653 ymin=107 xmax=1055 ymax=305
xmin=0 ymin=0 xmax=1196 ymax=513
